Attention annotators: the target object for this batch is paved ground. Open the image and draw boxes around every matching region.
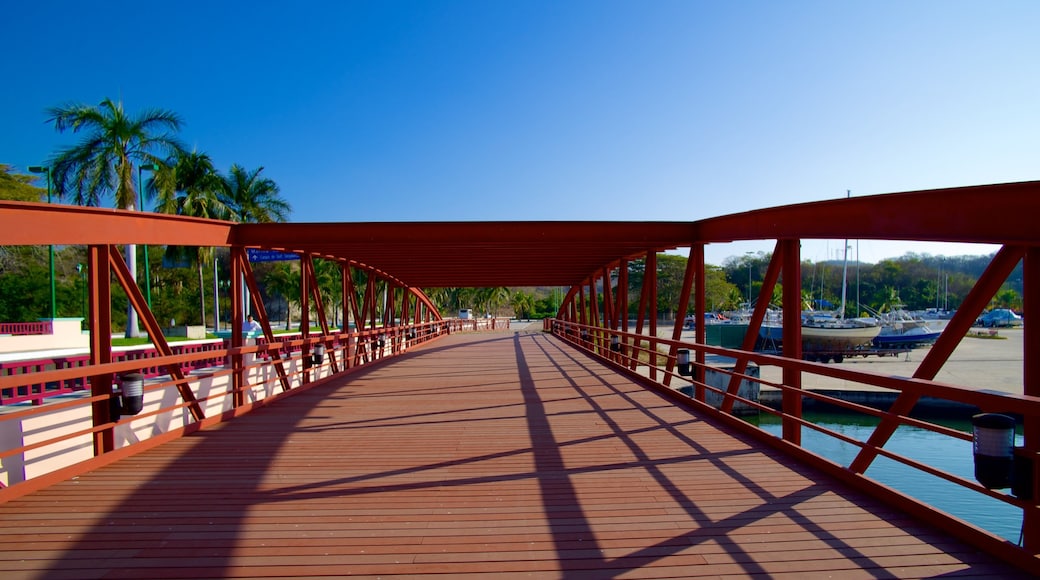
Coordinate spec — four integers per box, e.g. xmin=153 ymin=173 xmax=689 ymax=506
xmin=755 ymin=327 xmax=1025 ymax=396
xmin=656 ymin=323 xmax=1027 ymax=396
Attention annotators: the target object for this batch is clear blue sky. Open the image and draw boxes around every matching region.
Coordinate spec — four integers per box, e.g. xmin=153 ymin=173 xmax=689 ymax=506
xmin=3 ymin=1 xmax=1037 ymax=265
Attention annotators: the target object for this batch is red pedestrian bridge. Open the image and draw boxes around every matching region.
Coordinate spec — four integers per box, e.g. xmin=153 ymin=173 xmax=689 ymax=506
xmin=0 ymin=181 xmax=1038 ymax=577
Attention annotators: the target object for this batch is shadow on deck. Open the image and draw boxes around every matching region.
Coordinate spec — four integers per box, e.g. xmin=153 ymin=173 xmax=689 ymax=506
xmin=0 ymin=330 xmax=1027 ymax=578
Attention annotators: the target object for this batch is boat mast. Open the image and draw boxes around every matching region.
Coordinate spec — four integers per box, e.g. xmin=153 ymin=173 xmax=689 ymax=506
xmin=839 ymin=190 xmax=851 ymax=319
xmin=840 ymin=241 xmax=849 ymax=319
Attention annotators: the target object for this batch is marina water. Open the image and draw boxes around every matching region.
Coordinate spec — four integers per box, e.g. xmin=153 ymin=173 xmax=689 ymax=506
xmin=748 ymin=411 xmax=1024 ymax=544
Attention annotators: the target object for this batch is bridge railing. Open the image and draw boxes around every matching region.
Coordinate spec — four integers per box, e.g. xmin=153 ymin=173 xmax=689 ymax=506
xmin=1 ymin=341 xmax=229 ymax=406
xmin=0 ymin=322 xmax=53 ymax=336
xmin=0 ymin=317 xmax=510 ymax=407
xmin=443 ymin=317 xmax=510 ymax=332
xmin=0 ymin=321 xmax=448 ymax=492
xmin=548 ymin=318 xmax=1040 ymax=571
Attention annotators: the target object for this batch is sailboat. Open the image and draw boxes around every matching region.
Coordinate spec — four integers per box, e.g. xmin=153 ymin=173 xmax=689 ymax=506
xmin=759 ymin=194 xmax=880 ymax=354
xmin=801 ymin=313 xmax=880 ymax=351
xmin=871 ymin=308 xmax=942 ymax=349
xmin=801 ymin=229 xmax=880 ymax=351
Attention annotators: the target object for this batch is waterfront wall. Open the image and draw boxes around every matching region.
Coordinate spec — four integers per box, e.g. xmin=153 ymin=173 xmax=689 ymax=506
xmin=0 ymin=319 xmax=86 ymax=354
xmin=0 ymin=351 xmax=322 ymax=488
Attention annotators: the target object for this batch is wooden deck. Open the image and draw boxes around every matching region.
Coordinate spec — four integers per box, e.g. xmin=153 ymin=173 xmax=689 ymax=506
xmin=0 ymin=330 xmax=1028 ymax=578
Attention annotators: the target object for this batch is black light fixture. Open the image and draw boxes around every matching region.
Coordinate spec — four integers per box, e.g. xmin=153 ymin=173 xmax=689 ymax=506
xmin=111 ymin=373 xmax=145 ymax=419
xmin=312 ymin=342 xmax=326 ymax=365
xmin=677 ymin=349 xmax=692 ymax=376
xmin=972 ymin=413 xmax=1015 ymax=490
xmin=610 ymin=335 xmax=621 ymax=352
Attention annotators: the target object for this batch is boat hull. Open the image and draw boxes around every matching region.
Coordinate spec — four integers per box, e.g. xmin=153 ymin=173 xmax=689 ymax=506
xmin=758 ymin=323 xmax=881 ymax=351
xmin=872 ymin=329 xmax=941 ymax=349
xmin=801 ymin=325 xmax=881 ymax=351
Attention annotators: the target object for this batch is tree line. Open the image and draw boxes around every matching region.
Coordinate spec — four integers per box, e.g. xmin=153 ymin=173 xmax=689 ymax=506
xmin=3 ymin=99 xmax=291 ymax=336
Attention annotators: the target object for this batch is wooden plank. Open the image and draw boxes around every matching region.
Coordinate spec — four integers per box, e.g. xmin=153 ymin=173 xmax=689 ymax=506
xmin=0 ymin=331 xmax=1030 ymax=578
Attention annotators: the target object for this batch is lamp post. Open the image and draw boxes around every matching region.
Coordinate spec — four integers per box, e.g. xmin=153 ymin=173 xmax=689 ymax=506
xmin=28 ymin=166 xmax=56 ymax=319
xmin=217 ymin=278 xmax=230 ymax=331
xmin=745 ymin=252 xmax=754 ymax=308
xmin=138 ymin=163 xmax=159 ymax=309
xmin=76 ymin=263 xmax=86 ymax=320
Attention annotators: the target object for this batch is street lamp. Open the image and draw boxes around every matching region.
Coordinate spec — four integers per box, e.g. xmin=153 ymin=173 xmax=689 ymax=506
xmin=28 ymin=166 xmax=56 ymax=319
xmin=76 ymin=263 xmax=86 ymax=321
xmin=138 ymin=163 xmax=159 ymax=308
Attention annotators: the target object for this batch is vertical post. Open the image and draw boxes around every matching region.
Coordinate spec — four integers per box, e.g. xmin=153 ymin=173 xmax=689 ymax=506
xmin=588 ymin=274 xmax=600 ymax=352
xmin=601 ymin=267 xmax=615 ymax=331
xmin=347 ymin=262 xmax=355 ymax=367
xmin=664 ymin=247 xmax=698 ymax=386
xmin=213 ymin=257 xmax=220 ymax=332
xmin=781 ymin=239 xmax=803 ymax=445
xmin=300 ymin=256 xmax=311 ymax=384
xmin=619 ymin=258 xmax=629 ymax=361
xmin=633 ymin=257 xmax=650 ymax=371
xmin=87 ymin=244 xmax=114 ymax=455
xmin=1022 ymin=247 xmax=1040 ymax=552
xmin=578 ymin=285 xmax=587 ymax=327
xmin=231 ymin=249 xmax=244 ymax=407
xmin=647 ymin=251 xmax=658 ymax=381
xmin=692 ymin=244 xmax=706 ymax=397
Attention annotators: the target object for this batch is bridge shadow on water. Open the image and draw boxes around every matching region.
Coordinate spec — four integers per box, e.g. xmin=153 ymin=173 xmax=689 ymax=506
xmin=30 ymin=331 xmax=1026 ymax=577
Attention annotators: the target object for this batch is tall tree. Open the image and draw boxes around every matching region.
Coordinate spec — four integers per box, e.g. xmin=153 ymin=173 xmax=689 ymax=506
xmin=219 ymin=163 xmax=290 ymax=327
xmin=265 ymin=263 xmax=300 ymax=331
xmin=153 ymin=150 xmax=230 ymax=328
xmin=47 ymin=98 xmax=184 ymax=337
xmin=0 ymin=165 xmax=46 ymax=201
xmin=220 ymin=164 xmax=290 ymax=224
xmin=510 ymin=290 xmax=535 ymax=320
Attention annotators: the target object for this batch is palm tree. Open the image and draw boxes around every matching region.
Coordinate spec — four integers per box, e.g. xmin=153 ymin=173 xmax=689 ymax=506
xmin=220 ymin=165 xmax=290 ymax=224
xmin=427 ymin=287 xmax=463 ymax=315
xmin=47 ymin=98 xmax=184 ymax=337
xmin=265 ymin=263 xmax=300 ymax=331
xmin=510 ymin=290 xmax=536 ymax=320
xmin=475 ymin=287 xmax=510 ymax=317
xmin=218 ymin=164 xmax=290 ymax=328
xmin=312 ymin=258 xmax=342 ymax=326
xmin=152 ymin=150 xmax=230 ymax=328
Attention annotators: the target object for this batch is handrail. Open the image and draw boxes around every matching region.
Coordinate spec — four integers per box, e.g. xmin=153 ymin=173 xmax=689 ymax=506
xmin=548 ymin=318 xmax=1040 ymax=570
xmin=0 ymin=322 xmax=52 ymax=336
xmin=0 ymin=320 xmax=463 ymax=492
xmin=0 ymin=317 xmax=519 ymax=485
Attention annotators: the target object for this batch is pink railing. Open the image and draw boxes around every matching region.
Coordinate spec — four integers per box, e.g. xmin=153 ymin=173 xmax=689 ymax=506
xmin=0 ymin=341 xmax=227 ymax=406
xmin=445 ymin=317 xmax=510 ymax=332
xmin=0 ymin=322 xmax=52 ymax=336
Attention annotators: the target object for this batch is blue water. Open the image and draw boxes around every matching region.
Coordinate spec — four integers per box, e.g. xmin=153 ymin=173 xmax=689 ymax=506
xmin=748 ymin=412 xmax=1024 ymax=544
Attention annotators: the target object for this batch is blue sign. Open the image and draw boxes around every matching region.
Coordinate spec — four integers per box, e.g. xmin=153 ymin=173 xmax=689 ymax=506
xmin=247 ymin=249 xmax=299 ymax=262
